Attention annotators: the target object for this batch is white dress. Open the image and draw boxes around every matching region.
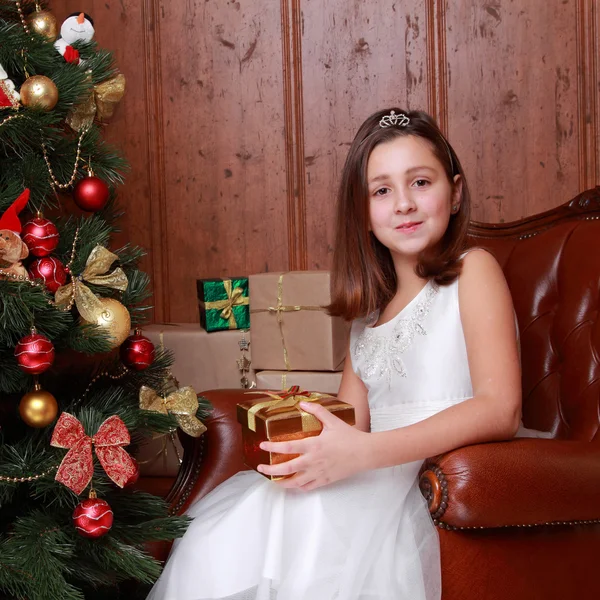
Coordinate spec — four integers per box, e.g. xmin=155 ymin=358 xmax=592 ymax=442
xmin=148 ymin=278 xmax=475 ymax=600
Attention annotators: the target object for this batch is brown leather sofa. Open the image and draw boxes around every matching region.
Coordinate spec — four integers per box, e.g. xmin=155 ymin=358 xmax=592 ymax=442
xmin=165 ymin=187 xmax=600 ymax=599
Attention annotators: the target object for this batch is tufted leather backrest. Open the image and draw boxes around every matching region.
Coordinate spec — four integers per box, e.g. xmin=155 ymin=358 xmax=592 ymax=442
xmin=467 ymin=188 xmax=600 ymax=442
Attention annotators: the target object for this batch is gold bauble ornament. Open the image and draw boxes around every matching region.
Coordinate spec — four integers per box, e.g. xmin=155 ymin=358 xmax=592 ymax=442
xmin=19 ymin=383 xmax=58 ymax=428
xmin=81 ymin=298 xmax=131 ymax=349
xmin=20 ymin=75 xmax=59 ymax=111
xmin=27 ymin=10 xmax=59 ymax=42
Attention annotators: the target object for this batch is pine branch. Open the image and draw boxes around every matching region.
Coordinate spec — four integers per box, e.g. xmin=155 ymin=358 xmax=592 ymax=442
xmin=111 ymin=515 xmax=191 ymax=545
xmin=0 ymin=350 xmax=29 ymax=393
xmin=0 ymin=280 xmax=72 ymax=345
xmin=84 ymin=538 xmax=162 ymax=585
xmin=0 ymin=511 xmax=83 ymax=600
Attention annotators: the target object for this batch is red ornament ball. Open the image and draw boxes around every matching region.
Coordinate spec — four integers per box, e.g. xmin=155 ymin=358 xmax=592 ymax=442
xmin=119 ymin=330 xmax=155 ymax=371
xmin=28 ymin=256 xmax=68 ymax=293
xmin=73 ymin=175 xmax=110 ymax=212
xmin=14 ymin=332 xmax=55 ymax=374
xmin=73 ymin=496 xmax=114 ymax=538
xmin=22 ymin=216 xmax=59 ymax=257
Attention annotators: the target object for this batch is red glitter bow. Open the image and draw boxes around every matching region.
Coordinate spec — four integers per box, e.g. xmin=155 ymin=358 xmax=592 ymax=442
xmin=50 ymin=412 xmax=137 ymax=495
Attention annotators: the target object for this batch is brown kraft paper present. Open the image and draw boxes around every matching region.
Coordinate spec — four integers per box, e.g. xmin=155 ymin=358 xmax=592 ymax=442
xmin=249 ymin=271 xmax=350 ymax=371
xmin=255 ymin=370 xmax=343 ymax=395
xmin=144 ymin=324 xmax=255 ymax=391
xmin=237 ymin=387 xmax=355 ymax=480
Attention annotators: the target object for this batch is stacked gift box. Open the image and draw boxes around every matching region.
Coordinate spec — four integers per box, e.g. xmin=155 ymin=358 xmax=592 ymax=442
xmin=247 ymin=271 xmax=348 ymax=394
xmin=139 ymin=270 xmax=350 ymax=478
xmin=196 ymin=270 xmax=348 ymax=395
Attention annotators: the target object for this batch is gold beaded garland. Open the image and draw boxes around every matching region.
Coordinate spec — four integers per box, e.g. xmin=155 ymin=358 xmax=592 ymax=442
xmin=0 ymin=464 xmax=58 ymax=483
xmin=14 ymin=0 xmax=31 ymax=35
xmin=42 ymin=131 xmax=86 ymax=189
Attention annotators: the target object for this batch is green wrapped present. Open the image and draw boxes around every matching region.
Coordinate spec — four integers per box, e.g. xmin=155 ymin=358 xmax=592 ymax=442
xmin=197 ymin=277 xmax=250 ymax=332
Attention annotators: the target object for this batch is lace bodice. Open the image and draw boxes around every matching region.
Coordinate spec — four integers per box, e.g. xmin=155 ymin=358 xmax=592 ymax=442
xmin=350 ymin=278 xmax=473 ymax=431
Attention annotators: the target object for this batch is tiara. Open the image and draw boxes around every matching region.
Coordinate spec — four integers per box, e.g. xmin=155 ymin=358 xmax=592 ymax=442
xmin=379 ymin=110 xmax=410 ymax=128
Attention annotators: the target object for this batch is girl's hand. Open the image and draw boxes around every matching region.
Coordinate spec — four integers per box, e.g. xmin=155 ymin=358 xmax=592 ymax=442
xmin=257 ymin=401 xmax=371 ymax=491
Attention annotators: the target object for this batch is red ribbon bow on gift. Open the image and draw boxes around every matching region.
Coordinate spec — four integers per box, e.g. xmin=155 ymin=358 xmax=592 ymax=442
xmin=50 ymin=412 xmax=137 ymax=495
xmin=274 ymin=385 xmax=311 ymax=400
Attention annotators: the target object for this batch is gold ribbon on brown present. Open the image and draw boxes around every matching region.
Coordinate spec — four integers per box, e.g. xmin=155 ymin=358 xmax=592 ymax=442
xmin=54 ymin=245 xmax=128 ymax=321
xmin=139 ymin=385 xmax=207 ymax=437
xmin=244 ymin=385 xmax=333 ymax=433
xmin=250 ymin=273 xmax=324 ymax=370
xmin=204 ymin=279 xmax=250 ymax=328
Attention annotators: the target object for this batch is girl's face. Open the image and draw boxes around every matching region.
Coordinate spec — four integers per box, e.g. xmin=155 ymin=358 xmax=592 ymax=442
xmin=367 ymin=135 xmax=461 ymax=264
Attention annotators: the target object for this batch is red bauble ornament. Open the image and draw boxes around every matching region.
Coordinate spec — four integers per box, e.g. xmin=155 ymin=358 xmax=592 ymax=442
xmin=22 ymin=215 xmax=59 ymax=257
xmin=28 ymin=256 xmax=68 ymax=293
xmin=119 ymin=329 xmax=155 ymax=371
xmin=14 ymin=331 xmax=55 ymax=374
xmin=73 ymin=174 xmax=110 ymax=212
xmin=73 ymin=492 xmax=114 ymax=538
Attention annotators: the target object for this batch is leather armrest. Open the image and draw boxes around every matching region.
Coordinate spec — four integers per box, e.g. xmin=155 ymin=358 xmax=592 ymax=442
xmin=168 ymin=389 xmax=248 ymax=514
xmin=419 ymin=439 xmax=600 ymax=529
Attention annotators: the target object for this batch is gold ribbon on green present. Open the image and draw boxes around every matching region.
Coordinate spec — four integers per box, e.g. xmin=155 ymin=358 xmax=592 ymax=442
xmin=54 ymin=245 xmax=128 ymax=321
xmin=250 ymin=273 xmax=324 ymax=370
xmin=244 ymin=385 xmax=334 ymax=433
xmin=204 ymin=279 xmax=250 ymax=328
xmin=139 ymin=385 xmax=207 ymax=437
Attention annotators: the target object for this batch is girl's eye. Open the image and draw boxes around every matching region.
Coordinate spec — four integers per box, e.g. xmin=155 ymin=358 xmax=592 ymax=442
xmin=413 ymin=179 xmax=429 ymax=187
xmin=373 ymin=187 xmax=389 ymax=196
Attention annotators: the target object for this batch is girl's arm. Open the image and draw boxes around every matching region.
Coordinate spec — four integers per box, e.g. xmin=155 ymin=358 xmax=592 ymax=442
xmin=259 ymin=249 xmax=521 ymax=489
xmin=336 ymin=342 xmax=371 ymax=433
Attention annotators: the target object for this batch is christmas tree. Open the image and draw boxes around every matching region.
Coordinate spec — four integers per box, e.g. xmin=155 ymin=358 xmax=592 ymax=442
xmin=0 ymin=3 xmax=207 ymax=598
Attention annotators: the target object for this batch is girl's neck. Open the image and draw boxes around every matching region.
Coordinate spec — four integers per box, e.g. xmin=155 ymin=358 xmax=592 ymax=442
xmin=391 ymin=254 xmax=421 ymax=288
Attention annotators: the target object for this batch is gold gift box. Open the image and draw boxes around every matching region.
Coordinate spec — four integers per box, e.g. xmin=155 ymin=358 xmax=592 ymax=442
xmin=236 ymin=387 xmax=355 ymax=480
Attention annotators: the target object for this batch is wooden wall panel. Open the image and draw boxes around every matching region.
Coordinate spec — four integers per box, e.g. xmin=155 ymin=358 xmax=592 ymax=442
xmin=300 ymin=0 xmax=429 ymax=270
xmin=445 ymin=1 xmax=581 ymax=223
xmin=158 ymin=2 xmax=288 ymax=322
xmin=46 ymin=0 xmax=600 ymax=322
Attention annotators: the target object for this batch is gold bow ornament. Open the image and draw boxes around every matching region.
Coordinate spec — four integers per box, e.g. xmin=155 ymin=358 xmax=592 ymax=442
xmin=139 ymin=385 xmax=207 ymax=437
xmin=67 ymin=72 xmax=126 ymax=132
xmin=54 ymin=245 xmax=128 ymax=321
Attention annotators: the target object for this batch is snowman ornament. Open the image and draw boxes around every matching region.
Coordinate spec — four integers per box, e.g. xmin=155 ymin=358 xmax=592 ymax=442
xmin=54 ymin=12 xmax=95 ymax=65
xmin=0 ymin=63 xmax=20 ymax=108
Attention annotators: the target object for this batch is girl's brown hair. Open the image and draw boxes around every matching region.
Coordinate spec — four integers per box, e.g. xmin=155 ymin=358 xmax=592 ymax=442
xmin=328 ymin=108 xmax=471 ymax=321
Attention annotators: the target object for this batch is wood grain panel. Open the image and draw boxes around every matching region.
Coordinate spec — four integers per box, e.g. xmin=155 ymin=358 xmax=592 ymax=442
xmin=426 ymin=0 xmax=448 ymax=132
xmin=300 ymin=0 xmax=429 ymax=271
xmin=158 ymin=1 xmax=288 ymax=322
xmin=576 ymin=0 xmax=598 ymax=190
xmin=47 ymin=0 xmax=600 ymax=323
xmin=47 ymin=0 xmax=160 ymax=319
xmin=446 ymin=1 xmax=581 ymax=223
xmin=281 ymin=0 xmax=307 ymax=270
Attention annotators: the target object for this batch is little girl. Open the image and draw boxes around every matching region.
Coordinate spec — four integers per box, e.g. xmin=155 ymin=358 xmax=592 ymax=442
xmin=148 ymin=108 xmax=522 ymax=600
